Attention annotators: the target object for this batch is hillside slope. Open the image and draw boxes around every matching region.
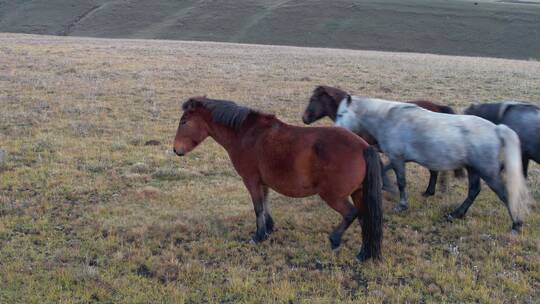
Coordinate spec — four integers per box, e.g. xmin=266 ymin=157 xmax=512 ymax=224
xmin=0 ymin=0 xmax=539 ymax=59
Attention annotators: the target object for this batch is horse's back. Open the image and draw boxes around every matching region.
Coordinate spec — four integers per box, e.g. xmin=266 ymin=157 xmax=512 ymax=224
xmin=299 ymin=126 xmax=369 ymax=172
xmin=304 ymin=126 xmax=369 ymax=197
xmin=255 ymin=124 xmax=367 ymax=197
xmin=384 ymin=108 xmax=500 ymax=170
xmin=311 ymin=126 xmax=369 ymax=150
xmin=466 ymin=102 xmax=540 ymax=157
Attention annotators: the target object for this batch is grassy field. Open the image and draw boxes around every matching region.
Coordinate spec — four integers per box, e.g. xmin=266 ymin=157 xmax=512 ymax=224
xmin=1 ymin=0 xmax=540 ymax=60
xmin=0 ymin=33 xmax=539 ymax=303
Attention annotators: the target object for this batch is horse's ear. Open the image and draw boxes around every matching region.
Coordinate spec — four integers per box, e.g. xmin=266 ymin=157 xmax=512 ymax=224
xmin=182 ymin=96 xmax=205 ymax=111
xmin=346 ymin=95 xmax=352 ymax=106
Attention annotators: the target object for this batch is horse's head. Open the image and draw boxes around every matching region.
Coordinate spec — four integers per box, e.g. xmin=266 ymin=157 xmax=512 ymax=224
xmin=302 ymin=86 xmax=347 ymax=124
xmin=173 ymin=97 xmax=211 ymax=156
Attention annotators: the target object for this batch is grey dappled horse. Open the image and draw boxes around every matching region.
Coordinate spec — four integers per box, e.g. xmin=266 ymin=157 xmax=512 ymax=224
xmin=335 ymin=95 xmax=530 ymax=233
xmin=302 ymin=85 xmax=464 ymax=196
xmin=464 ymin=101 xmax=540 ymax=178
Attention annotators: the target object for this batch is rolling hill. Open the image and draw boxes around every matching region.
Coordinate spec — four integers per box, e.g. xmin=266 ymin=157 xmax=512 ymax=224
xmin=0 ymin=0 xmax=539 ymax=59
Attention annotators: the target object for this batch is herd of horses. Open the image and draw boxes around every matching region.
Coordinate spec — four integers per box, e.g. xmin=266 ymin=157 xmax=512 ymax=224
xmin=173 ymin=86 xmax=539 ymax=262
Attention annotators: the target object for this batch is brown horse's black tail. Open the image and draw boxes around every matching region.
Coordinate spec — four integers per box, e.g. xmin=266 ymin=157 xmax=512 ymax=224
xmin=357 ymin=146 xmax=383 ymax=261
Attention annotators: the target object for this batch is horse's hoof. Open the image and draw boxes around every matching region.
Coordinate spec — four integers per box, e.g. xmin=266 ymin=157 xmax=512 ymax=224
xmin=445 ymin=212 xmax=464 ymax=222
xmin=446 ymin=211 xmax=465 ymax=222
xmin=422 ymin=191 xmax=435 ymax=197
xmin=394 ymin=204 xmax=408 ymax=212
xmin=329 ymin=234 xmax=341 ymax=250
xmin=511 ymin=222 xmax=522 ymax=235
xmin=266 ymin=217 xmax=275 ymax=234
xmin=356 ymin=249 xmax=370 ymax=262
xmin=251 ymin=232 xmax=269 ymax=244
xmin=448 ymin=210 xmax=465 ymax=220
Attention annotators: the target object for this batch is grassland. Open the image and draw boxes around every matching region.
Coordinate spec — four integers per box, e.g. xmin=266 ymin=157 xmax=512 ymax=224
xmin=1 ymin=0 xmax=540 ymax=60
xmin=0 ymin=33 xmax=539 ymax=303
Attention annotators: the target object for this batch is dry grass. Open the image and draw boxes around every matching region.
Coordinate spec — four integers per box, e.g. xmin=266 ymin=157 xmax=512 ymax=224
xmin=0 ymin=33 xmax=539 ymax=303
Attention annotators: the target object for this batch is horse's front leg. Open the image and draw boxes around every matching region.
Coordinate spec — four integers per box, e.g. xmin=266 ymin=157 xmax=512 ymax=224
xmin=391 ymin=160 xmax=409 ymax=211
xmin=244 ymin=180 xmax=271 ymax=243
xmin=422 ymin=170 xmax=438 ymax=197
xmin=262 ymin=186 xmax=274 ymax=234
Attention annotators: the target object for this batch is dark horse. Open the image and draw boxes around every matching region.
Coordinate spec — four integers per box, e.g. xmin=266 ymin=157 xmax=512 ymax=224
xmin=173 ymin=97 xmax=383 ymax=261
xmin=464 ymin=101 xmax=540 ymax=177
xmin=302 ymin=85 xmax=464 ymax=196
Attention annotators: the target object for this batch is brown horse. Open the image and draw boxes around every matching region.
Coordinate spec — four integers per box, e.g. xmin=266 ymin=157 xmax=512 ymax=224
xmin=302 ymin=85 xmax=464 ymax=196
xmin=173 ymin=97 xmax=383 ymax=261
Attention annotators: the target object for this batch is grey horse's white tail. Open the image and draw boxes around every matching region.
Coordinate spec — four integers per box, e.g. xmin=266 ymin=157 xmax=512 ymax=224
xmin=496 ymin=125 xmax=530 ymax=222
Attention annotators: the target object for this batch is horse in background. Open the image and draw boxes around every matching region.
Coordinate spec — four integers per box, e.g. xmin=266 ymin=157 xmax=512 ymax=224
xmin=335 ymin=95 xmax=530 ymax=233
xmin=173 ymin=97 xmax=383 ymax=261
xmin=302 ymin=85 xmax=464 ymax=196
xmin=464 ymin=101 xmax=540 ymax=177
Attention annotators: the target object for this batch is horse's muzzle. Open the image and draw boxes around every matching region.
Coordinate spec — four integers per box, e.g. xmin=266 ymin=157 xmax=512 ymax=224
xmin=302 ymin=113 xmax=312 ymax=125
xmin=173 ymin=147 xmax=185 ymax=156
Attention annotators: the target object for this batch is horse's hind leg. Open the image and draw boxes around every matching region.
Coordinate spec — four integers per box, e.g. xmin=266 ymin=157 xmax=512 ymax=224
xmin=481 ymin=174 xmax=523 ymax=233
xmin=320 ymin=194 xmax=358 ymax=251
xmin=391 ymin=160 xmax=409 ymax=211
xmin=423 ymin=170 xmax=438 ymax=197
xmin=447 ymin=167 xmax=481 ymax=220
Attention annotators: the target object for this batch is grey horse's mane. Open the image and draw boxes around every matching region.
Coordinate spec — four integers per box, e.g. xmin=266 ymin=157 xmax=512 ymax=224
xmin=349 ymin=96 xmax=418 ymax=118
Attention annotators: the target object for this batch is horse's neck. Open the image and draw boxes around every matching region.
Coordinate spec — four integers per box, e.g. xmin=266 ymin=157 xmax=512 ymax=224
xmin=354 ymin=99 xmax=395 ymax=138
xmin=207 ymin=123 xmax=242 ymax=154
xmin=329 ymin=100 xmax=341 ymax=121
xmin=207 ymin=118 xmax=272 ymax=155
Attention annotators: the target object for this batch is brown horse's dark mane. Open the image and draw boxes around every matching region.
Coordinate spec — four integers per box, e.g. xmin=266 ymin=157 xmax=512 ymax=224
xmin=183 ymin=96 xmax=274 ymax=130
xmin=408 ymin=100 xmax=456 ymax=114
